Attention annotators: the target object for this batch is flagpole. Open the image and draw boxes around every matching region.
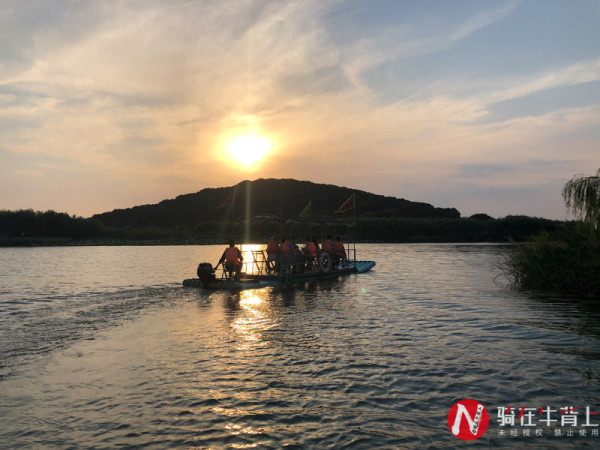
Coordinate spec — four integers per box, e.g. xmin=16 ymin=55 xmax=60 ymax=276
xmin=279 ymin=181 xmax=284 ymax=241
xmin=335 ymin=193 xmax=356 ymax=266
xmin=231 ymin=187 xmax=234 ymax=239
xmin=353 ymin=193 xmax=356 ymax=264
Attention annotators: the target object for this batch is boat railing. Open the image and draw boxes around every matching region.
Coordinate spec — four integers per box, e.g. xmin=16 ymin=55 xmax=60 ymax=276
xmin=248 ymin=250 xmax=269 ymax=275
xmin=217 ymin=242 xmax=358 ymax=281
xmin=255 ymin=244 xmax=358 ymax=278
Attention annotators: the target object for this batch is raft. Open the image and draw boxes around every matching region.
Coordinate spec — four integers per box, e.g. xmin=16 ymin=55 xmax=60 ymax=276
xmin=182 ymin=260 xmax=375 ymax=291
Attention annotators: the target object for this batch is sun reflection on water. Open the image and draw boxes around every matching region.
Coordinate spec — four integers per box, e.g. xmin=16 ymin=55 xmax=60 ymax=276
xmin=240 ymin=293 xmax=263 ymax=308
xmin=230 ymin=290 xmax=276 ymax=350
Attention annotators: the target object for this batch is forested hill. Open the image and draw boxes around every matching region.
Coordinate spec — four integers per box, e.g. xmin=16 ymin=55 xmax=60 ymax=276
xmin=92 ymin=178 xmax=460 ymax=228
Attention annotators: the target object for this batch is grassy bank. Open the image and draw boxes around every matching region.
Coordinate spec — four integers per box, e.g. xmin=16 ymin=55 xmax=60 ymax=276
xmin=501 ymin=227 xmax=600 ymax=298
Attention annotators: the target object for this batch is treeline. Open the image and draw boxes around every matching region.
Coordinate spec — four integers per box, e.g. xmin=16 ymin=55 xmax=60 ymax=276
xmin=355 ymin=215 xmax=568 ymax=243
xmin=501 ymin=169 xmax=600 ymax=298
xmin=1 ymin=209 xmax=568 ymax=246
xmin=0 ymin=210 xmax=107 ymax=240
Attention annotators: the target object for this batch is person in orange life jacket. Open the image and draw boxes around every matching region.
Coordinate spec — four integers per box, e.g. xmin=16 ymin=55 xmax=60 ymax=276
xmin=281 ymin=238 xmax=293 ymax=256
xmin=333 ymin=236 xmax=347 ymax=263
xmin=281 ymin=238 xmax=296 ymax=271
xmin=304 ymin=236 xmax=318 ymax=271
xmin=322 ymin=234 xmax=333 ymax=253
xmin=266 ymin=236 xmax=280 ymax=271
xmin=216 ymin=239 xmax=243 ymax=280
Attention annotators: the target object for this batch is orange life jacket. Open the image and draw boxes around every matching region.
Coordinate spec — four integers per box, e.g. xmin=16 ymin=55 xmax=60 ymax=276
xmin=281 ymin=240 xmax=291 ymax=254
xmin=333 ymin=241 xmax=345 ymax=256
xmin=322 ymin=239 xmax=332 ymax=252
xmin=225 ymin=247 xmax=240 ymax=263
xmin=306 ymin=241 xmax=317 ymax=258
xmin=267 ymin=240 xmax=279 ymax=254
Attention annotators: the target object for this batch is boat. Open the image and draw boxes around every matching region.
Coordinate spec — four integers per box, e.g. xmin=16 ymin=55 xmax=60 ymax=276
xmin=182 ymin=259 xmax=376 ymax=290
xmin=182 ymin=215 xmax=375 ymax=291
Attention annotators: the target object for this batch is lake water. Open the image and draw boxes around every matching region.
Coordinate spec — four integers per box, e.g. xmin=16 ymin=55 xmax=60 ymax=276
xmin=1 ymin=244 xmax=599 ymax=448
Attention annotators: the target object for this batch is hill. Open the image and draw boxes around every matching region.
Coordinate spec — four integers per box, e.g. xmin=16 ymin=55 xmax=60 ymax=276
xmin=92 ymin=178 xmax=460 ymax=228
xmin=2 ymin=180 xmax=567 ymax=246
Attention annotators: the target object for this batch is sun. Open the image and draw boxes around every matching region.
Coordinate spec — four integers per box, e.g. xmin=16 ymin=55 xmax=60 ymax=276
xmin=226 ymin=135 xmax=271 ymax=169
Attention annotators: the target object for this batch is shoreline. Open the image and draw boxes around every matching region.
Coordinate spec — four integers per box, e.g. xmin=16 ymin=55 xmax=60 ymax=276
xmin=0 ymin=237 xmax=518 ymax=247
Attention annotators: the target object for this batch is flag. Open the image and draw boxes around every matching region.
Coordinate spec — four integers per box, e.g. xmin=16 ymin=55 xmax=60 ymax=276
xmin=299 ymin=201 xmax=312 ymax=217
xmin=216 ymin=189 xmax=234 ymax=210
xmin=335 ymin=194 xmax=355 ymax=214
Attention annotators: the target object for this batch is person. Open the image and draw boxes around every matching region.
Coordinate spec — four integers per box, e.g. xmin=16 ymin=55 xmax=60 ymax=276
xmin=266 ymin=236 xmax=280 ymax=271
xmin=281 ymin=238 xmax=292 ymax=256
xmin=305 ymin=236 xmax=318 ymax=271
xmin=216 ymin=239 xmax=243 ymax=280
xmin=311 ymin=236 xmax=320 ymax=254
xmin=294 ymin=243 xmax=305 ymax=273
xmin=333 ymin=236 xmax=347 ymax=265
xmin=322 ymin=234 xmax=333 ymax=253
xmin=281 ymin=238 xmax=296 ymax=272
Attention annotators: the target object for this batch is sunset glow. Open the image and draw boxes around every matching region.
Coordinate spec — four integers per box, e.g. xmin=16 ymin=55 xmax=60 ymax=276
xmin=1 ymin=1 xmax=598 ymax=219
xmin=226 ymin=135 xmax=271 ymax=169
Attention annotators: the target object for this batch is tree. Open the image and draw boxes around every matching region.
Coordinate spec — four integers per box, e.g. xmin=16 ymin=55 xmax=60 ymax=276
xmin=562 ymin=168 xmax=600 ymax=230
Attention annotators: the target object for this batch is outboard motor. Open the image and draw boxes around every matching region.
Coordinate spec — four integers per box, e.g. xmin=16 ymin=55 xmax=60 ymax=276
xmin=197 ymin=262 xmax=216 ymax=288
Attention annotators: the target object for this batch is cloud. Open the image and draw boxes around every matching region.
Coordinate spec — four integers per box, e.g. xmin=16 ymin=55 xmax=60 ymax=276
xmin=0 ymin=0 xmax=528 ymax=167
xmin=457 ymin=163 xmax=514 ymax=178
xmin=485 ymin=58 xmax=600 ymax=106
xmin=483 ymin=80 xmax=600 ymax=123
xmin=331 ymin=2 xmax=519 ymax=97
xmin=0 ymin=0 xmax=598 ymax=218
xmin=448 ymin=1 xmax=518 ymax=43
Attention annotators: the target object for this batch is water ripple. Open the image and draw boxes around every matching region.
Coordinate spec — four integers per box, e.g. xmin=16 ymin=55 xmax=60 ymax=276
xmin=1 ymin=245 xmax=600 ymax=447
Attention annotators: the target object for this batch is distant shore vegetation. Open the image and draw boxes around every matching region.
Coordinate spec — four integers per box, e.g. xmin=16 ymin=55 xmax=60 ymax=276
xmin=5 ymin=178 xmax=566 ymax=246
xmin=1 ymin=208 xmax=570 ymax=247
xmin=501 ymin=169 xmax=600 ymax=298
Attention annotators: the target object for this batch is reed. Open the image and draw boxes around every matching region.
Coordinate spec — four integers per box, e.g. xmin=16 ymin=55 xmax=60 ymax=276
xmin=502 ymin=227 xmax=600 ymax=298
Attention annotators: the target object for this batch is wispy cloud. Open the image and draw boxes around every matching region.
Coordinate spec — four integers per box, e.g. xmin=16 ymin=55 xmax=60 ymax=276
xmin=0 ymin=0 xmax=598 ymax=218
xmin=449 ymin=1 xmax=518 ymax=42
xmin=485 ymin=58 xmax=600 ymax=105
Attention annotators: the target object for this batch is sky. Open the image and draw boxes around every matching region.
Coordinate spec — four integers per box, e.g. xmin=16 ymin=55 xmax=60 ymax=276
xmin=1 ymin=0 xmax=599 ymax=220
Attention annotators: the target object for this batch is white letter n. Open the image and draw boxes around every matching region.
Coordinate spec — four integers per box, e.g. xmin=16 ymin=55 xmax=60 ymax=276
xmin=452 ymin=403 xmax=482 ymax=436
